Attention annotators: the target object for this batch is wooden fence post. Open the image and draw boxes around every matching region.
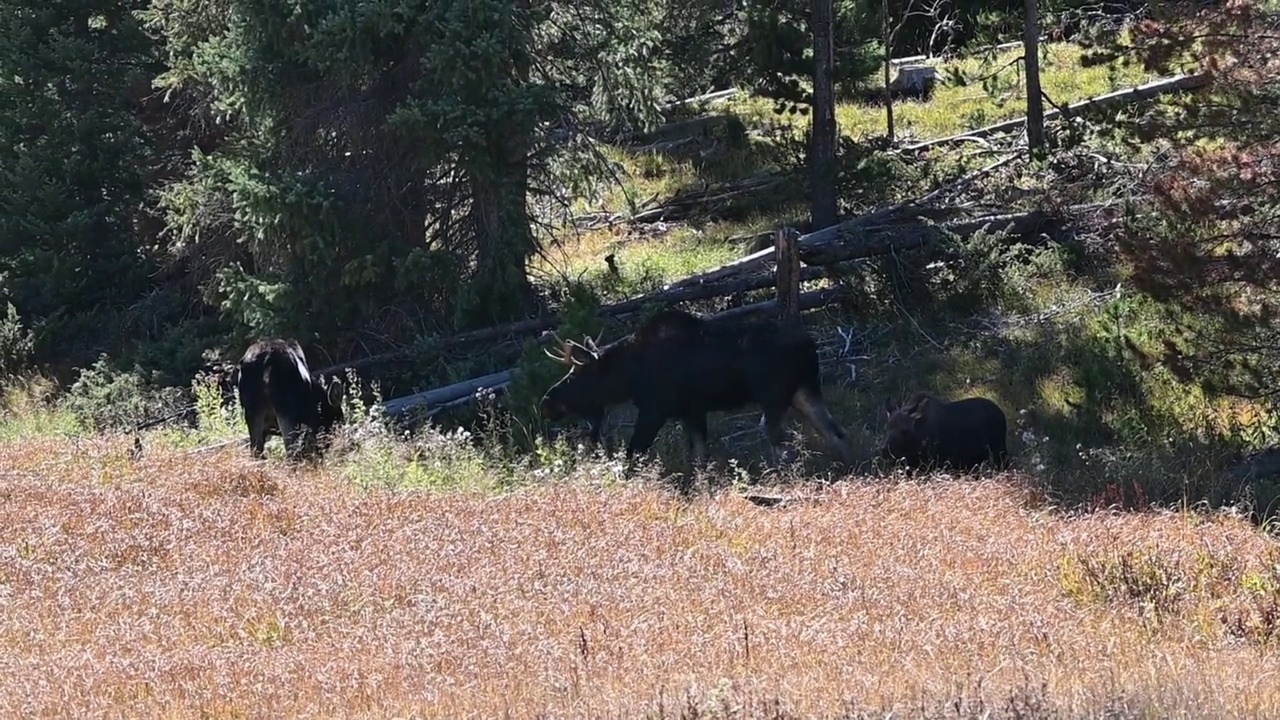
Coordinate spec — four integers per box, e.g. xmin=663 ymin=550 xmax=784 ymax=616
xmin=775 ymin=226 xmax=802 ymax=326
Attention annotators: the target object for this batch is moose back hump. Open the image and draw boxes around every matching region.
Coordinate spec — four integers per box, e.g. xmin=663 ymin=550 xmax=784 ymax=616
xmin=237 ymin=339 xmax=344 ymax=460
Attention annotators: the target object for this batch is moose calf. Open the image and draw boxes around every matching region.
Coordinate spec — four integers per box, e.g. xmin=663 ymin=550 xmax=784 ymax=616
xmin=540 ymin=309 xmax=857 ymax=469
xmin=880 ymin=391 xmax=1009 ymax=471
xmin=237 ymin=338 xmax=344 ymax=460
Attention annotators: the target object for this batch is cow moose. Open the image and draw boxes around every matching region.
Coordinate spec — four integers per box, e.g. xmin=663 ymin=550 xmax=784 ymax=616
xmin=879 ymin=391 xmax=1009 ymax=472
xmin=237 ymin=338 xmax=345 ymax=460
xmin=539 ymin=309 xmax=858 ymax=469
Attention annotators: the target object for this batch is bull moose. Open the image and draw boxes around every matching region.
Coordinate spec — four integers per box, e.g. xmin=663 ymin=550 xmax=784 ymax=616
xmin=539 ymin=309 xmax=857 ymax=469
xmin=880 ymin=391 xmax=1009 ymax=471
xmin=237 ymin=338 xmax=345 ymax=460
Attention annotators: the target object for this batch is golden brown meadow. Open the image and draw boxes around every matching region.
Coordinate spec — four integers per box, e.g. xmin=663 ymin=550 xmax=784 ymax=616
xmin=4 ymin=435 xmax=1280 ymax=719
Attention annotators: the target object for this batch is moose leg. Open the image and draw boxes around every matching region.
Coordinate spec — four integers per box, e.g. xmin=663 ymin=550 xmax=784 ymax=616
xmin=791 ymin=387 xmax=857 ymax=467
xmin=989 ymin=435 xmax=1010 ymax=470
xmin=625 ymin=409 xmax=666 ymax=464
xmin=246 ymin=408 xmax=268 ymax=459
xmin=759 ymin=405 xmax=794 ymax=467
xmin=586 ymin=412 xmax=614 ymax=457
xmin=279 ymin=416 xmax=303 ymax=461
xmin=681 ymin=414 xmax=710 ymax=470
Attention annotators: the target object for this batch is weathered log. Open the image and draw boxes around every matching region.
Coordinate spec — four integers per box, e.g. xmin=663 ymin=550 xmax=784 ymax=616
xmin=374 ymin=201 xmax=1086 ymax=420
xmin=620 ymin=113 xmax=740 ymax=147
xmin=903 ymin=72 xmax=1210 ymax=153
xmin=632 ymin=136 xmax=703 ymax=156
xmin=323 ymin=203 xmax=1078 ymax=378
xmin=657 ymin=89 xmax=742 ymax=114
xmin=799 ymin=208 xmax=1064 ymax=265
xmin=380 ymin=370 xmax=515 ymax=419
xmin=888 ymin=39 xmax=1028 ymax=68
xmin=318 ymin=261 xmax=828 ymax=378
xmin=626 ymin=174 xmax=790 ymax=224
xmin=661 ymin=205 xmax=1039 ymax=293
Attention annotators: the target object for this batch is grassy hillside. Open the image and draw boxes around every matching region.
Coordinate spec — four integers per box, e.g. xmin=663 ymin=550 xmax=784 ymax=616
xmin=539 ymin=43 xmax=1159 ymax=288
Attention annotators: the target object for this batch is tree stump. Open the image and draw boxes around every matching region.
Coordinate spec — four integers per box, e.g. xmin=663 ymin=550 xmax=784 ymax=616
xmin=891 ymin=64 xmax=938 ymax=101
xmin=774 ymin=227 xmax=802 ymax=327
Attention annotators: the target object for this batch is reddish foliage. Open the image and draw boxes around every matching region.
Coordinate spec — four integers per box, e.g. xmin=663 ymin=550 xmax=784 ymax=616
xmin=1103 ymin=2 xmax=1280 ymax=399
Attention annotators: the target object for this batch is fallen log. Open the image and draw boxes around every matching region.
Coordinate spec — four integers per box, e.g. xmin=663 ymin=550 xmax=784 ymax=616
xmin=316 ymin=259 xmax=822 ymax=378
xmin=374 ymin=201 xmax=1087 ymax=421
xmin=888 ymin=39 xmax=1029 ymax=68
xmin=625 ymin=173 xmax=791 ymax=225
xmin=657 ymin=89 xmax=742 ymax=114
xmin=903 ymin=72 xmax=1210 ymax=153
xmin=319 ymin=204 xmax=1056 ymax=378
xmin=798 ymin=208 xmax=1067 ymax=265
xmin=661 ymin=205 xmax=1042 ymax=294
xmin=379 ymin=286 xmax=851 ymax=420
xmin=380 ymin=370 xmax=514 ymax=419
xmin=619 ymin=113 xmax=741 ymax=147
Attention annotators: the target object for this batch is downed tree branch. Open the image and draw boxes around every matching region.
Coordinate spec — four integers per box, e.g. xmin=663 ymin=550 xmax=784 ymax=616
xmin=377 ymin=202 xmax=1079 ymax=420
xmin=657 ymin=89 xmax=742 ymax=114
xmin=902 ymin=72 xmax=1210 ymax=153
xmin=619 ymin=113 xmax=741 ymax=147
xmin=380 ymin=370 xmax=514 ymax=419
xmin=625 ymin=173 xmax=791 ymax=225
xmin=319 ymin=205 xmax=1062 ymax=378
xmin=798 ymin=207 xmax=1076 ymax=264
xmin=319 ymin=263 xmax=829 ymax=379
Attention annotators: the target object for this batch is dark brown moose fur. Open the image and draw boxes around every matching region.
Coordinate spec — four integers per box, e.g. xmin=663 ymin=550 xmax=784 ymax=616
xmin=880 ymin=392 xmax=1009 ymax=471
xmin=237 ymin=339 xmax=345 ymax=460
xmin=540 ymin=309 xmax=857 ymax=469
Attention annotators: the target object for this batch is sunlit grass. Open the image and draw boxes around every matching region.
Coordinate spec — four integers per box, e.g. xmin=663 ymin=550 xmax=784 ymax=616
xmin=539 ymin=42 xmax=1159 ymax=288
xmin=727 ymin=42 xmax=1159 ymax=142
xmin=3 ymin=435 xmax=1279 ymax=717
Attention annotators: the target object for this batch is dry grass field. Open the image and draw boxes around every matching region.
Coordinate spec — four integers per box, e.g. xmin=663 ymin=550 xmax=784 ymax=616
xmin=5 ymin=435 xmax=1280 ymax=719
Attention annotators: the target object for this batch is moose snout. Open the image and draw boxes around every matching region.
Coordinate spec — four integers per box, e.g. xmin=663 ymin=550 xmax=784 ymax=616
xmin=540 ymin=395 xmax=567 ymax=422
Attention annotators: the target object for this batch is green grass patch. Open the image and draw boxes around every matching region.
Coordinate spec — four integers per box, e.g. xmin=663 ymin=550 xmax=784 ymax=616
xmin=543 ymin=41 xmax=1160 ymax=294
xmin=726 ymin=42 xmax=1160 ymax=142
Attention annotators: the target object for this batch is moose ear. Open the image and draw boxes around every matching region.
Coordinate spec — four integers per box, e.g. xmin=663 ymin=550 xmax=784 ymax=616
xmin=909 ymin=395 xmax=931 ymax=418
xmin=325 ymin=377 xmax=344 ymax=405
xmin=882 ymin=397 xmax=896 ymax=418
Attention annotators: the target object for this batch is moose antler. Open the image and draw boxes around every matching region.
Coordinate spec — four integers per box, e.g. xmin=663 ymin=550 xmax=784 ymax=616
xmin=544 ymin=332 xmax=580 ymax=366
xmin=565 ymin=338 xmax=597 ymax=358
xmin=543 ymin=329 xmax=602 ymax=366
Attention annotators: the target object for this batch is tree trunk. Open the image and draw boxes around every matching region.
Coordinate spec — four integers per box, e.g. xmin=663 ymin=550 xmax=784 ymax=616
xmin=1023 ymin=0 xmax=1045 ymax=152
xmin=464 ymin=2 xmax=539 ymax=328
xmin=882 ymin=0 xmax=895 ymax=143
xmin=467 ymin=133 xmax=537 ymax=327
xmin=810 ymin=0 xmax=838 ymax=230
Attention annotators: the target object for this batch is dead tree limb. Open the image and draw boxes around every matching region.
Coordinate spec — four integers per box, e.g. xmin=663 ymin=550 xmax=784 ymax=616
xmin=626 ymin=174 xmax=791 ymax=225
xmin=322 ymin=204 xmax=1085 ymax=378
xmin=657 ymin=89 xmax=742 ymax=114
xmin=902 ymin=72 xmax=1210 ymax=153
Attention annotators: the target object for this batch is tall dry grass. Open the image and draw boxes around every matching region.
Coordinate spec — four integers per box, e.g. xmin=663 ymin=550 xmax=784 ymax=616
xmin=3 ymin=435 xmax=1280 ymax=719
